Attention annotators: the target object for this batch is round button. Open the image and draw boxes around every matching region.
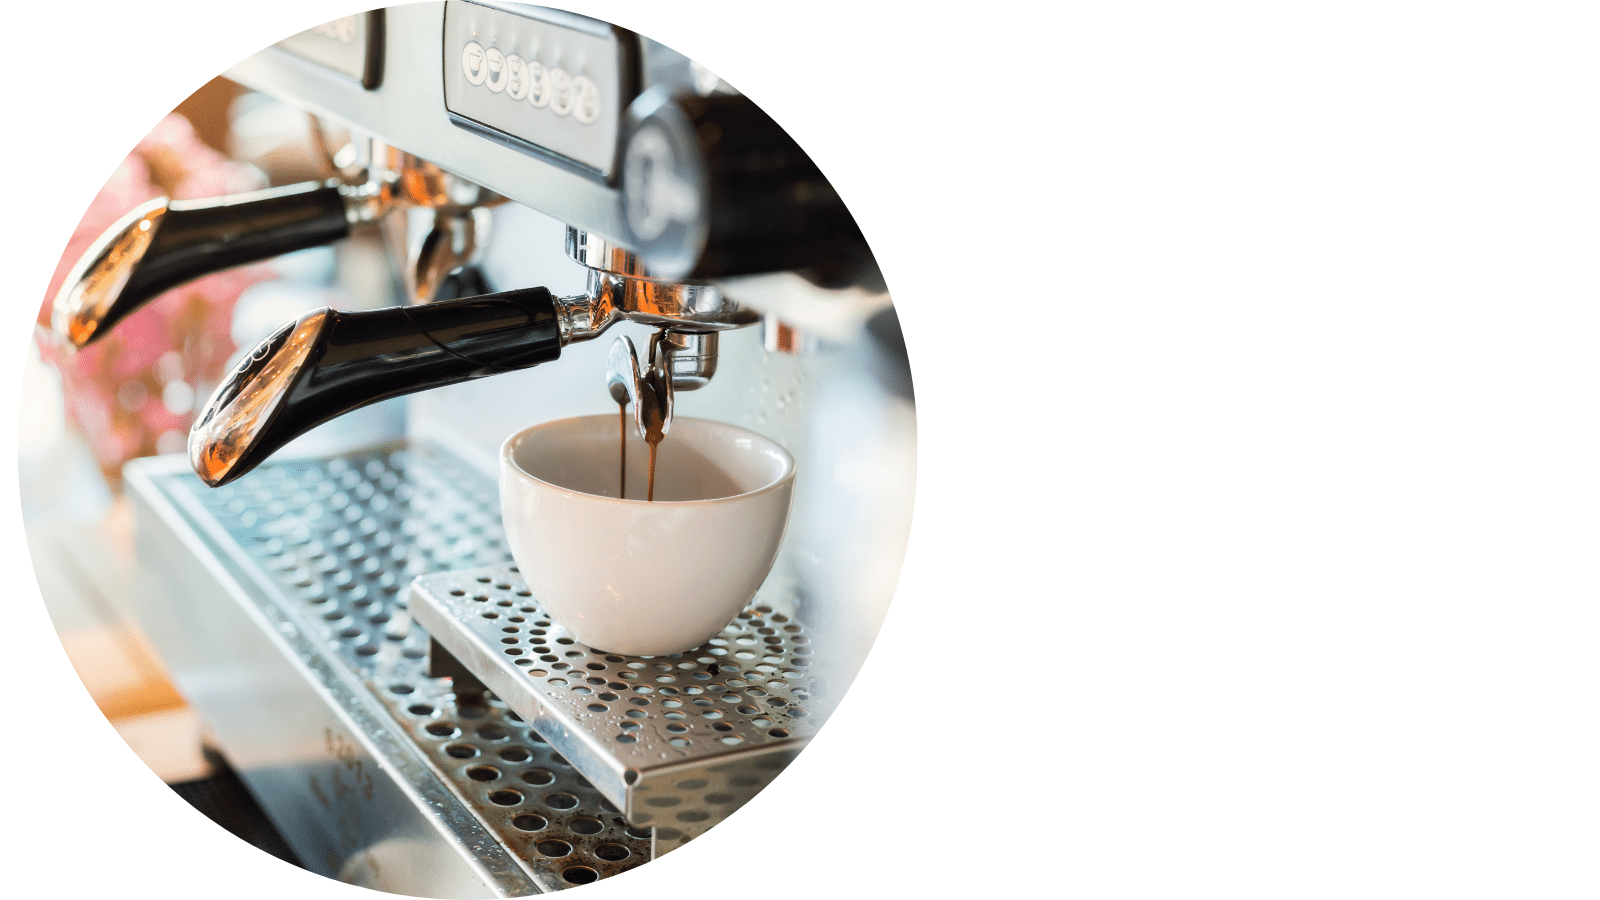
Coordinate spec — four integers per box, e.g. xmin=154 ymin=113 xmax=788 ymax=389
xmin=548 ymin=68 xmax=574 ymax=116
xmin=504 ymin=55 xmax=530 ymax=100
xmin=461 ymin=41 xmax=488 ymax=86
xmin=526 ymin=60 xmax=551 ymax=108
xmin=484 ymin=48 xmax=508 ymax=93
xmin=571 ymin=75 xmax=600 ymax=125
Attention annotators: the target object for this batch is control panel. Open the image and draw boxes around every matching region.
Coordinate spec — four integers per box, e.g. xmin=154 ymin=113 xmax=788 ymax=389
xmin=273 ymin=10 xmax=385 ymax=89
xmin=442 ymin=2 xmax=633 ymax=180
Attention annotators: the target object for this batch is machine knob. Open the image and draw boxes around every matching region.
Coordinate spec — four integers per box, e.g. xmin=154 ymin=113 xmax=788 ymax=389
xmin=189 ymin=287 xmax=561 ymax=488
xmin=52 ymin=181 xmax=353 ymax=348
xmin=617 ymin=89 xmax=869 ymax=284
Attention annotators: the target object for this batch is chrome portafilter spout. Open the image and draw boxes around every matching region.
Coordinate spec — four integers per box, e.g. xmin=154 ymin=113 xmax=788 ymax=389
xmin=606 ymin=333 xmax=674 ymax=447
xmin=50 ymin=135 xmax=505 ymax=349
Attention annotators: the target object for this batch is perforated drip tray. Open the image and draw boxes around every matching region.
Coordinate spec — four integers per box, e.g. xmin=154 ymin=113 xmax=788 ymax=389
xmin=149 ymin=443 xmax=663 ymax=890
xmin=411 ymin=567 xmax=817 ymax=852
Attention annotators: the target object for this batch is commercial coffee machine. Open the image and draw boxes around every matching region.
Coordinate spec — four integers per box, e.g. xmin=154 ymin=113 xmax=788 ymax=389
xmin=46 ymin=3 xmax=913 ymax=895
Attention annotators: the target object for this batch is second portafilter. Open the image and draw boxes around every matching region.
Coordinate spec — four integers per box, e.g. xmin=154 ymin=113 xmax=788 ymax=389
xmin=50 ymin=132 xmax=504 ymax=348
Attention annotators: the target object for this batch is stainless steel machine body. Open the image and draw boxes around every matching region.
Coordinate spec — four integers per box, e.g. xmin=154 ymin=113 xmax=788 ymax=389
xmin=108 ymin=2 xmax=914 ymax=894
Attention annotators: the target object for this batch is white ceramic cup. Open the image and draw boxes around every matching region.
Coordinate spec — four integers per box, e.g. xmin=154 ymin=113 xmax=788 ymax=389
xmin=500 ymin=414 xmax=796 ymax=656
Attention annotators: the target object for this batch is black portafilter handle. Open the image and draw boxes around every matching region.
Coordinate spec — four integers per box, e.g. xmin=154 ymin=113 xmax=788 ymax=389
xmin=617 ymin=89 xmax=872 ymax=286
xmin=52 ymin=181 xmax=351 ymax=348
xmin=189 ymin=287 xmax=561 ymax=488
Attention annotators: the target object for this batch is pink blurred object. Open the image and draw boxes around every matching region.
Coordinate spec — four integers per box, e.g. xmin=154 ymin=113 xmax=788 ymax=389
xmin=39 ymin=112 xmax=273 ymax=487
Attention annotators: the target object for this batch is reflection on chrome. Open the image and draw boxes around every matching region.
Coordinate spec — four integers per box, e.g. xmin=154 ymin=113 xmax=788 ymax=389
xmin=189 ymin=309 xmax=328 ymax=487
xmin=51 ymin=198 xmax=167 ymax=348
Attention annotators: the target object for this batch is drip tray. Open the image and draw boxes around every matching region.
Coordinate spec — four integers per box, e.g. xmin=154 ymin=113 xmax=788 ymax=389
xmin=126 ymin=444 xmax=662 ymax=894
xmin=412 ymin=568 xmax=816 ymax=852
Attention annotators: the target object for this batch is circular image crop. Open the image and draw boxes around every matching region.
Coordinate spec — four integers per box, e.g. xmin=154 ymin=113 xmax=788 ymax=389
xmin=20 ymin=3 xmax=913 ymax=894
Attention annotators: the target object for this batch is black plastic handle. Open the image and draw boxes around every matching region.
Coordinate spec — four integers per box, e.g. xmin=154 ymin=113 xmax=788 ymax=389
xmin=190 ymin=287 xmax=561 ymax=487
xmin=56 ymin=181 xmax=351 ymax=347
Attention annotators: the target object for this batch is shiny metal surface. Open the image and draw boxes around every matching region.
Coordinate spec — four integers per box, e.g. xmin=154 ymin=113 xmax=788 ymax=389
xmin=564 ymin=230 xmax=647 ymax=275
xmin=189 ymin=310 xmax=327 ymax=488
xmin=336 ymin=142 xmax=508 ymax=226
xmin=381 ymin=145 xmax=505 ymax=213
xmin=605 ymin=334 xmax=672 ymax=444
xmin=564 ymin=229 xmax=756 ymax=333
xmin=50 ymin=197 xmax=166 ymax=348
xmin=126 ymin=444 xmax=653 ymax=892
xmin=226 ymin=3 xmax=888 ymax=330
xmin=410 ymin=566 xmax=818 ymax=853
xmin=552 ymin=228 xmax=756 ymax=360
xmin=406 ymin=207 xmax=495 ymax=306
xmin=659 ymin=330 xmax=718 ymax=389
xmin=344 ymin=141 xmax=507 ymax=304
xmin=226 ymin=3 xmax=632 ymax=241
xmin=581 ymin=271 xmax=753 ymax=334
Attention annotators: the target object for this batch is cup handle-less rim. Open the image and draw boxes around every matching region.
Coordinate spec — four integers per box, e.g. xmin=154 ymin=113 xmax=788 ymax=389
xmin=500 ymin=414 xmax=795 ymax=506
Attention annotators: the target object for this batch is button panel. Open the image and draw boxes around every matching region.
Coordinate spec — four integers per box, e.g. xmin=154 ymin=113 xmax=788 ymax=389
xmin=443 ymin=2 xmax=628 ymax=179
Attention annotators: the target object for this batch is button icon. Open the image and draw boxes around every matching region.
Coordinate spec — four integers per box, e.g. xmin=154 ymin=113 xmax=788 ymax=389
xmin=461 ymin=41 xmax=487 ymax=85
xmin=505 ymin=55 xmax=530 ymax=100
xmin=548 ymin=68 xmax=574 ymax=116
xmin=526 ymin=60 xmax=551 ymax=108
xmin=484 ymin=48 xmax=508 ymax=93
xmin=572 ymin=75 xmax=601 ymax=125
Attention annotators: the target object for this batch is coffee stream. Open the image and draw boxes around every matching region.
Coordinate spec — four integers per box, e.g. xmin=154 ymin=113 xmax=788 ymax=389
xmin=647 ymin=439 xmax=659 ymax=502
xmin=611 ymin=333 xmax=671 ymax=502
xmin=616 ymin=398 xmax=663 ymax=501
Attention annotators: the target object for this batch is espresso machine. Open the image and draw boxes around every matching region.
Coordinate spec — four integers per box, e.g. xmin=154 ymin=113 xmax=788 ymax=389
xmin=45 ymin=3 xmax=913 ymax=895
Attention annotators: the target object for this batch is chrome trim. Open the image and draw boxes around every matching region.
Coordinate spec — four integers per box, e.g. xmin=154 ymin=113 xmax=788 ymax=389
xmin=605 ymin=334 xmax=673 ymax=443
xmin=410 ymin=565 xmax=812 ymax=852
xmin=189 ymin=309 xmax=330 ymax=487
xmin=556 ymin=228 xmax=757 ymax=345
xmin=565 ymin=229 xmax=646 ymax=275
xmin=409 ymin=207 xmax=494 ymax=306
xmin=659 ymin=330 xmax=717 ymax=390
xmin=50 ymin=197 xmax=167 ymax=348
xmin=380 ymin=144 xmax=506 ymax=214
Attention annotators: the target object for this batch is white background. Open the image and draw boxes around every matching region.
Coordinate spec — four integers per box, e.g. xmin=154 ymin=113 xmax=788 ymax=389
xmin=5 ymin=1 xmax=1599 ymax=897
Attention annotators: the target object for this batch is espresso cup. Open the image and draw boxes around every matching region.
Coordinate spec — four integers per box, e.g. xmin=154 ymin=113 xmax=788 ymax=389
xmin=500 ymin=415 xmax=796 ymax=656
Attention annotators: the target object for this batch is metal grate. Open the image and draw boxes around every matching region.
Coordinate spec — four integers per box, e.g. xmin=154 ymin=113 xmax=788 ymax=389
xmin=411 ymin=566 xmax=818 ymax=851
xmin=178 ymin=444 xmax=653 ymax=888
